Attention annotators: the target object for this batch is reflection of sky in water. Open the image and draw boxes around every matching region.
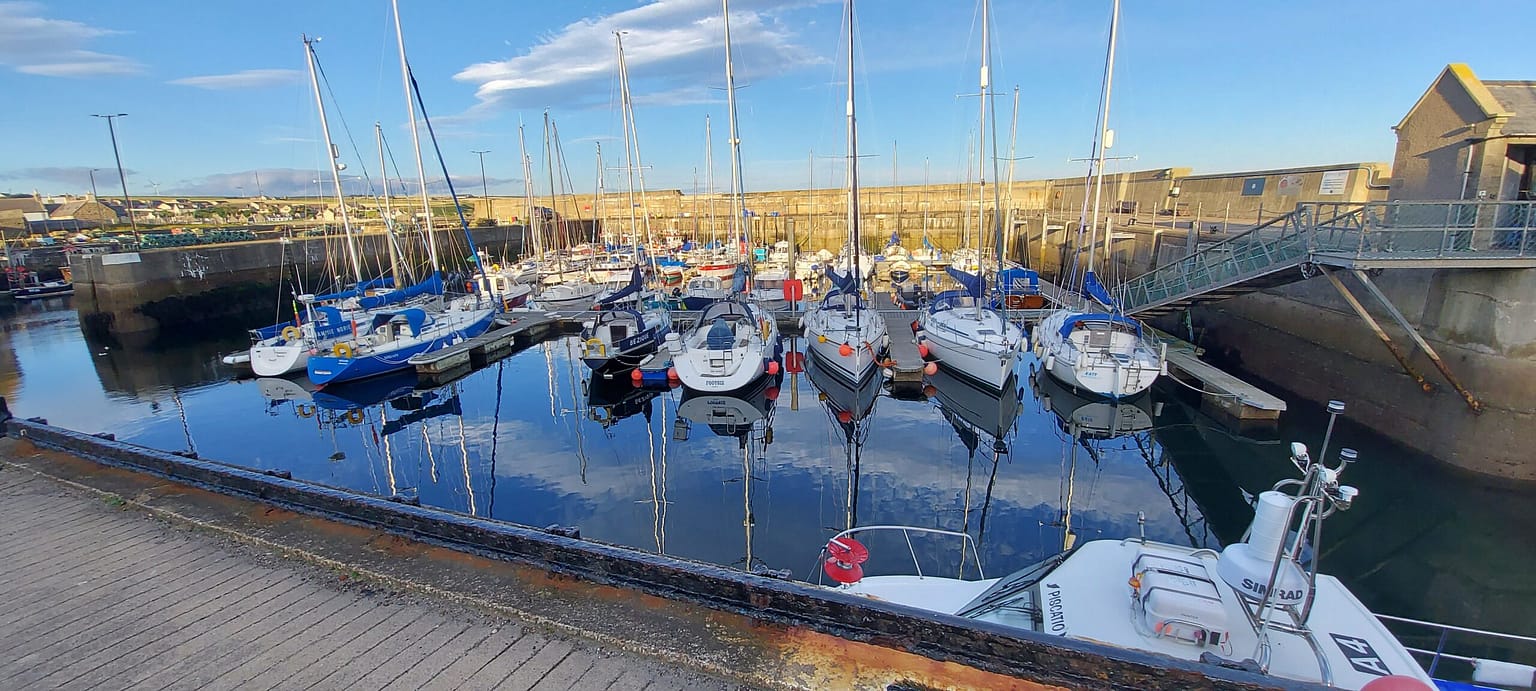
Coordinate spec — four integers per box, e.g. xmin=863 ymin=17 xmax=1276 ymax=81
xmin=5 ymin=302 xmax=1535 ymax=637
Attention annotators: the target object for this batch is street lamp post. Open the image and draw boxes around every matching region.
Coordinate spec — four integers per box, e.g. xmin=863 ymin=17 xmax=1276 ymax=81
xmin=92 ymin=113 xmax=139 ymax=243
xmin=472 ymin=149 xmax=492 ymax=223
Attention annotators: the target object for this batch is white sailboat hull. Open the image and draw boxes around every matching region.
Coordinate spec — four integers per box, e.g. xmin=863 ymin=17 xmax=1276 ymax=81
xmin=668 ymin=301 xmax=781 ymax=392
xmin=801 ymin=302 xmax=888 ymax=385
xmin=1037 ymin=309 xmax=1161 ymax=399
xmin=250 ymin=344 xmax=310 ymax=377
xmin=918 ymin=307 xmax=1023 ymax=391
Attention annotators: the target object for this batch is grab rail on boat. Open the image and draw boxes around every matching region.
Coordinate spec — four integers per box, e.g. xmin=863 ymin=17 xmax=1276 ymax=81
xmin=815 ymin=525 xmax=985 ymax=585
xmin=1375 ymin=613 xmax=1536 ymax=683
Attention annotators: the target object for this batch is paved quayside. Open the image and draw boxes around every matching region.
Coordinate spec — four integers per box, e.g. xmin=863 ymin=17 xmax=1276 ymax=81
xmin=0 ymin=454 xmax=747 ymax=691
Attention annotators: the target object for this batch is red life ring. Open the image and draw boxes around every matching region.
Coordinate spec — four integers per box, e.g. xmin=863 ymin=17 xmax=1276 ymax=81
xmin=823 ymin=536 xmax=869 ymax=584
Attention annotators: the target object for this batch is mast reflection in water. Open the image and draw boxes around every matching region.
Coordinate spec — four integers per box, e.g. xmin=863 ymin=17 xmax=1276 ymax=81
xmin=3 ymin=300 xmax=1534 ymax=638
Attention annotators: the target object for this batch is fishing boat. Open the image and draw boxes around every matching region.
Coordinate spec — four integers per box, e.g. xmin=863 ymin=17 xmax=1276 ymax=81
xmin=10 ymin=267 xmax=73 ymax=300
xmin=579 ymin=269 xmax=671 ymax=372
xmin=801 ymin=0 xmax=888 ymax=386
xmin=812 ymin=400 xmax=1527 ymax=690
xmin=1036 ymin=0 xmax=1163 ymax=399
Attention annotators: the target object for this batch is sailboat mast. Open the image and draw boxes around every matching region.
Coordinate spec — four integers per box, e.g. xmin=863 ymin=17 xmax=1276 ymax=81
xmin=983 ymin=0 xmax=1007 ymax=316
xmin=595 ymin=142 xmax=606 ymax=245
xmin=704 ymin=116 xmax=717 ymax=249
xmin=722 ymin=0 xmax=748 ymax=267
xmin=1086 ymin=0 xmax=1120 ymax=276
xmin=615 ymin=32 xmax=658 ymax=276
xmin=543 ymin=111 xmax=564 ymax=275
xmin=844 ymin=0 xmax=861 ymax=292
xmin=375 ymin=122 xmax=410 ymax=284
xmin=518 ymin=121 xmax=540 ymax=260
xmin=302 ymin=35 xmax=363 ymax=285
xmin=391 ymin=0 xmax=439 ymax=271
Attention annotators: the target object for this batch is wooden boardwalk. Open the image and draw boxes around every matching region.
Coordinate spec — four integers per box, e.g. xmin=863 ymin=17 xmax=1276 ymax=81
xmin=0 ymin=468 xmax=742 ymax=691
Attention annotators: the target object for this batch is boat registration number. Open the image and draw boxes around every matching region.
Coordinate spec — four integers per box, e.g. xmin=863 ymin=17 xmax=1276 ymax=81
xmin=1329 ymin=633 xmax=1390 ymax=676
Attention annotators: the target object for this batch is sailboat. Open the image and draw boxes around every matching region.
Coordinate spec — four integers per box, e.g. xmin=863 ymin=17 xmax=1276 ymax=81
xmin=915 ymin=0 xmax=1025 ymax=392
xmin=800 ymin=0 xmax=888 ymax=386
xmin=533 ymin=113 xmax=605 ymax=311
xmin=579 ymin=267 xmax=671 ymax=372
xmin=1036 ymin=0 xmax=1164 ymax=399
xmin=305 ymin=2 xmax=496 ymax=386
xmin=246 ymin=36 xmax=386 ymax=378
xmin=666 ymin=0 xmax=782 ymax=393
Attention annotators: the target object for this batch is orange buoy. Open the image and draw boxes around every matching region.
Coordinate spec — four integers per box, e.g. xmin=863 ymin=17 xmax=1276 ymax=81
xmin=917 ymin=343 xmax=930 ymax=358
xmin=922 ymin=385 xmax=937 ymax=398
xmin=838 ymin=343 xmax=854 ymax=357
xmin=924 ymin=362 xmax=939 ymax=375
xmin=1360 ymin=678 xmax=1435 ymax=691
xmin=765 ymin=360 xmax=780 ymax=375
xmin=836 ymin=410 xmax=852 ymax=424
xmin=765 ymin=386 xmax=780 ymax=401
xmin=630 ymin=368 xmax=643 ymax=382
xmin=667 ymin=367 xmax=679 ymax=380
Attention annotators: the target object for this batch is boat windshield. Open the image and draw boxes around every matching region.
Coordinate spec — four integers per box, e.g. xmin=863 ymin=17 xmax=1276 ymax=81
xmin=929 ymin=291 xmax=977 ymax=312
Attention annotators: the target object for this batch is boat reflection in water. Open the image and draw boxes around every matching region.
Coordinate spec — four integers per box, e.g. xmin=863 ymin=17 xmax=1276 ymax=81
xmin=924 ymin=366 xmax=1023 ymax=455
xmin=1032 ymin=367 xmax=1157 ymax=443
xmin=253 ymin=369 xmax=475 ymax=511
xmin=584 ymin=375 xmax=662 ymax=430
xmin=1031 ymin=367 xmax=1158 ymax=552
xmin=921 ymin=365 xmax=1023 ymax=566
xmin=676 ymin=368 xmax=781 ymax=572
xmin=805 ymin=349 xmax=881 ymax=537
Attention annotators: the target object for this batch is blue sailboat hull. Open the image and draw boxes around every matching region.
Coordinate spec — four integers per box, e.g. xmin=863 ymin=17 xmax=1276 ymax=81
xmin=307 ymin=312 xmax=495 ymax=386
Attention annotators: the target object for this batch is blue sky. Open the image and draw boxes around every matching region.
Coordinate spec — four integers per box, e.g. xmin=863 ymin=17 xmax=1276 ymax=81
xmin=0 ymin=0 xmax=1527 ymax=198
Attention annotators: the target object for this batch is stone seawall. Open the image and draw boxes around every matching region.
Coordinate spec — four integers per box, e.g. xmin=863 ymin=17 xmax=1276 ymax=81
xmin=70 ymin=225 xmax=534 ymax=339
xmin=1172 ymin=268 xmax=1536 ymax=481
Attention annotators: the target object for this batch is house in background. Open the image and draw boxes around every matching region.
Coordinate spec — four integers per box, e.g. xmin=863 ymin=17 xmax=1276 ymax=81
xmin=1391 ymin=63 xmax=1536 ymax=202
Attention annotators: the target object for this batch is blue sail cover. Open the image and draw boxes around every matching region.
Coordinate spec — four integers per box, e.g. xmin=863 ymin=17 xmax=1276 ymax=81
xmin=731 ymin=264 xmax=749 ymax=293
xmin=358 ymin=273 xmax=444 ymax=310
xmin=1057 ymin=312 xmax=1141 ymax=339
xmin=887 ymin=231 xmax=900 ymax=246
xmin=313 ymin=305 xmax=354 ymax=340
xmin=946 ymin=266 xmax=985 ymax=298
xmin=596 ymin=266 xmax=644 ymax=308
xmin=680 ymin=239 xmax=695 ymax=252
xmin=825 ymin=267 xmax=857 ymax=296
xmin=999 ymin=267 xmax=1040 ymax=296
xmin=1083 ymin=270 xmax=1116 ymax=308
xmin=312 ymin=276 xmax=396 ymax=303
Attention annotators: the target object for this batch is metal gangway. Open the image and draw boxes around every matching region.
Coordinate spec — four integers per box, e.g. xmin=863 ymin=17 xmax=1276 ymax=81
xmin=1116 ymin=199 xmax=1536 ymax=413
xmin=1120 ymin=200 xmax=1536 ymax=318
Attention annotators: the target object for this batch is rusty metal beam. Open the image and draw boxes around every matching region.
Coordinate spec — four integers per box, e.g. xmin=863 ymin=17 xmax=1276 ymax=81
xmin=1350 ymin=269 xmax=1484 ymax=414
xmin=1318 ymin=266 xmax=1436 ymax=395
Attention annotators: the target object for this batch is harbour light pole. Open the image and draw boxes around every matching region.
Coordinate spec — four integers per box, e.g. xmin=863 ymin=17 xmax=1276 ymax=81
xmin=472 ymin=149 xmax=492 ymax=223
xmin=88 ymin=169 xmax=100 ymax=199
xmin=92 ymin=113 xmax=139 ymax=242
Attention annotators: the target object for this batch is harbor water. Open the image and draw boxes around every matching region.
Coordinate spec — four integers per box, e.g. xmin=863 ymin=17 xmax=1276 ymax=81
xmin=2 ymin=297 xmax=1533 ymax=651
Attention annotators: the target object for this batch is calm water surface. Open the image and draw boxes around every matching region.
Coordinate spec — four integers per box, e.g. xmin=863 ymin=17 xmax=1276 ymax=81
xmin=2 ymin=298 xmax=1532 ymax=645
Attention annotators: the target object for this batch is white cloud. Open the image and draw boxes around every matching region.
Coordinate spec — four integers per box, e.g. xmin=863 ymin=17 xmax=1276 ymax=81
xmin=0 ymin=2 xmax=142 ymax=78
xmin=169 ymin=69 xmax=303 ymax=90
xmin=453 ymin=0 xmax=830 ymax=111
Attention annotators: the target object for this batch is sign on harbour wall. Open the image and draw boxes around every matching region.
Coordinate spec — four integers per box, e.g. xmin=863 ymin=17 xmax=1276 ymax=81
xmin=1277 ymin=174 xmax=1304 ymax=195
xmin=1319 ymin=170 xmax=1350 ymax=195
xmin=1241 ymin=177 xmax=1266 ymax=196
